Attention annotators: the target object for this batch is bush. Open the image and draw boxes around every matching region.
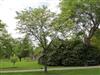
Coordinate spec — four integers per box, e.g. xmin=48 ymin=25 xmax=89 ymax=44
xmin=39 ymin=38 xmax=100 ymax=66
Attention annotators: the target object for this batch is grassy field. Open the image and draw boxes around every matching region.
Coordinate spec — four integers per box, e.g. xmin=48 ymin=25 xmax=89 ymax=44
xmin=0 ymin=59 xmax=74 ymax=70
xmin=0 ymin=59 xmax=100 ymax=75
xmin=0 ymin=59 xmax=43 ymax=70
xmin=1 ymin=68 xmax=100 ymax=75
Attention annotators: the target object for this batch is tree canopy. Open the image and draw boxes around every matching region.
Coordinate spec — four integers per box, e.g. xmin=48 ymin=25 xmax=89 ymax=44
xmin=16 ymin=6 xmax=57 ymax=72
xmin=60 ymin=0 xmax=100 ymax=46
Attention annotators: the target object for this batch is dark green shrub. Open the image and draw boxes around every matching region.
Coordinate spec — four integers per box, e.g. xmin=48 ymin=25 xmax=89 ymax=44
xmin=39 ymin=38 xmax=100 ymax=66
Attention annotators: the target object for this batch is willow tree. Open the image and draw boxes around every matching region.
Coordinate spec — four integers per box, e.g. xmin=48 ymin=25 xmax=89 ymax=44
xmin=60 ymin=0 xmax=100 ymax=47
xmin=16 ymin=6 xmax=56 ymax=72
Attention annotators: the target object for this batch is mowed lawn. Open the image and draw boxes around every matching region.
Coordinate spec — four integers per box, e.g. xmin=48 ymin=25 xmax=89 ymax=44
xmin=0 ymin=59 xmax=43 ymax=70
xmin=0 ymin=59 xmax=100 ymax=75
xmin=1 ymin=68 xmax=100 ymax=75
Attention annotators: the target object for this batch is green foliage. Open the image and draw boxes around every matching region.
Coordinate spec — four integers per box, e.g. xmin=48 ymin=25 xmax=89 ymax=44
xmin=16 ymin=6 xmax=57 ymax=72
xmin=33 ymin=47 xmax=43 ymax=60
xmin=91 ymin=29 xmax=100 ymax=48
xmin=10 ymin=54 xmax=18 ymax=66
xmin=18 ymin=50 xmax=30 ymax=59
xmin=13 ymin=35 xmax=34 ymax=61
xmin=0 ymin=26 xmax=13 ymax=59
xmin=19 ymin=35 xmax=33 ymax=57
xmin=16 ymin=6 xmax=56 ymax=49
xmin=0 ymin=20 xmax=6 ymax=58
xmin=60 ymin=0 xmax=100 ymax=46
xmin=39 ymin=38 xmax=100 ymax=66
xmin=0 ymin=20 xmax=5 ymax=31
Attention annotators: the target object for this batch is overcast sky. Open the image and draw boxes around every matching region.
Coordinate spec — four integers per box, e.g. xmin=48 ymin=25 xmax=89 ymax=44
xmin=0 ymin=0 xmax=60 ymax=38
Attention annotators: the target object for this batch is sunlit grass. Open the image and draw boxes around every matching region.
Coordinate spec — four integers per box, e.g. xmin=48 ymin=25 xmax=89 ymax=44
xmin=0 ymin=59 xmax=43 ymax=70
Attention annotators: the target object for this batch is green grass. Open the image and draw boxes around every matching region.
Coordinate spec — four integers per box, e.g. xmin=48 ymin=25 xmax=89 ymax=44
xmin=1 ymin=68 xmax=100 ymax=75
xmin=0 ymin=59 xmax=43 ymax=70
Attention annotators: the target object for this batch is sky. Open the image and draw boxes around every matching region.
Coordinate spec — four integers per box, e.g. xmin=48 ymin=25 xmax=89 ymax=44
xmin=0 ymin=0 xmax=60 ymax=38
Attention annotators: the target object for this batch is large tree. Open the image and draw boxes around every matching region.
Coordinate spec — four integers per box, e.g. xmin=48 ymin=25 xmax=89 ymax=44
xmin=60 ymin=0 xmax=100 ymax=47
xmin=16 ymin=6 xmax=57 ymax=72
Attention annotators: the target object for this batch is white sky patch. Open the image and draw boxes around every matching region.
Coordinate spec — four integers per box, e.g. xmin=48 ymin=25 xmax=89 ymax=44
xmin=0 ymin=0 xmax=60 ymax=38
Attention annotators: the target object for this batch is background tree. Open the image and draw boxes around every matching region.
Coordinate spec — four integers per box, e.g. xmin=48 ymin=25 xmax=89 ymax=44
xmin=33 ymin=47 xmax=43 ymax=60
xmin=13 ymin=35 xmax=34 ymax=61
xmin=19 ymin=35 xmax=34 ymax=61
xmin=0 ymin=20 xmax=5 ymax=58
xmin=1 ymin=30 xmax=13 ymax=58
xmin=60 ymin=0 xmax=100 ymax=47
xmin=0 ymin=20 xmax=5 ymax=31
xmin=0 ymin=20 xmax=13 ymax=59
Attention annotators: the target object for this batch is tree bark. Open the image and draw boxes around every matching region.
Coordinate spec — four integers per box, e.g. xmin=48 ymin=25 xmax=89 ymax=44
xmin=83 ymin=36 xmax=91 ymax=47
xmin=44 ymin=65 xmax=47 ymax=72
xmin=43 ymin=49 xmax=48 ymax=72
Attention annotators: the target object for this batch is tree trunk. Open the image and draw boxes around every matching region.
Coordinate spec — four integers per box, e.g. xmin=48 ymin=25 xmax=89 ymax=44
xmin=44 ymin=65 xmax=47 ymax=72
xmin=83 ymin=36 xmax=91 ymax=47
xmin=83 ymin=61 xmax=88 ymax=66
xmin=43 ymin=50 xmax=48 ymax=72
xmin=18 ymin=57 xmax=22 ymax=62
xmin=83 ymin=36 xmax=92 ymax=66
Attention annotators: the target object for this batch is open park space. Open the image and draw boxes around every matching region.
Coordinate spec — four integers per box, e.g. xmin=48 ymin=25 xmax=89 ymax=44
xmin=0 ymin=59 xmax=100 ymax=75
xmin=0 ymin=0 xmax=100 ymax=75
